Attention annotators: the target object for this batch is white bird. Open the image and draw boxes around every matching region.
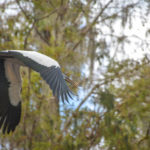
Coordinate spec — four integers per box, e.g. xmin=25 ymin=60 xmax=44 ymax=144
xmin=0 ymin=50 xmax=73 ymax=134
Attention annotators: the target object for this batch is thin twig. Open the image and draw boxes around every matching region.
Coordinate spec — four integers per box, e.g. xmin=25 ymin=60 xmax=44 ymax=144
xmin=138 ymin=123 xmax=150 ymax=145
xmin=24 ymin=21 xmax=36 ymax=49
xmin=34 ymin=26 xmax=50 ymax=46
xmin=36 ymin=9 xmax=58 ymax=21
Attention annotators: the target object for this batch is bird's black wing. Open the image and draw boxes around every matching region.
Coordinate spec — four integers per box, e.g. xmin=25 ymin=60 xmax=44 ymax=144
xmin=0 ymin=59 xmax=21 ymax=134
xmin=40 ymin=66 xmax=73 ymax=102
xmin=1 ymin=50 xmax=73 ymax=102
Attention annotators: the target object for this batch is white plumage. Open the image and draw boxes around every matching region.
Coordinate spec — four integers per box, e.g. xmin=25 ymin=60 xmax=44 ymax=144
xmin=11 ymin=50 xmax=60 ymax=67
xmin=0 ymin=50 xmax=73 ymax=134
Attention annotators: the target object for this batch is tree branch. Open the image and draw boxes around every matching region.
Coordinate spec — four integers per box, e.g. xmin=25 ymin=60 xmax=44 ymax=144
xmin=81 ymin=0 xmax=114 ymax=35
xmin=16 ymin=0 xmax=32 ymax=20
xmin=71 ymin=0 xmax=114 ymax=51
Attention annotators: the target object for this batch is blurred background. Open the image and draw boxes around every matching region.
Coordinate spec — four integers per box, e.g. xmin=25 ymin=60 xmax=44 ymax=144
xmin=0 ymin=0 xmax=150 ymax=149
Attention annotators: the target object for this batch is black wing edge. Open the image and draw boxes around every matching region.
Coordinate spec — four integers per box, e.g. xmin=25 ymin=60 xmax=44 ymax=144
xmin=0 ymin=59 xmax=21 ymax=134
xmin=0 ymin=102 xmax=21 ymax=134
xmin=40 ymin=66 xmax=74 ymax=103
xmin=0 ymin=51 xmax=13 ymax=58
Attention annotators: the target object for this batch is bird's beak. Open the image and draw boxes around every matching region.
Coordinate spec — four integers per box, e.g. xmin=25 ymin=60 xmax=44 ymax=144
xmin=64 ymin=75 xmax=78 ymax=88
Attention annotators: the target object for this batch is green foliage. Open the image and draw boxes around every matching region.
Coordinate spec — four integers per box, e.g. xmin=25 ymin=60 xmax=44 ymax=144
xmin=1 ymin=0 xmax=150 ymax=149
xmin=98 ymin=90 xmax=115 ymax=111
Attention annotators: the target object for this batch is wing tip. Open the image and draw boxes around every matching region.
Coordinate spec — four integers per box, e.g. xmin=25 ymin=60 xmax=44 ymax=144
xmin=59 ymin=89 xmax=75 ymax=104
xmin=41 ymin=66 xmax=75 ymax=103
xmin=0 ymin=102 xmax=21 ymax=134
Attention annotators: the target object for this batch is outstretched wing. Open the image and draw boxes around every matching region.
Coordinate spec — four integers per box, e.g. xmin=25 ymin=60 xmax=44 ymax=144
xmin=0 ymin=59 xmax=21 ymax=134
xmin=40 ymin=66 xmax=73 ymax=102
xmin=0 ymin=50 xmax=73 ymax=102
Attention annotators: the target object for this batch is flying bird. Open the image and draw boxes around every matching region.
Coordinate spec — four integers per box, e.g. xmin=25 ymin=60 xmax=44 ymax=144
xmin=0 ymin=50 xmax=73 ymax=134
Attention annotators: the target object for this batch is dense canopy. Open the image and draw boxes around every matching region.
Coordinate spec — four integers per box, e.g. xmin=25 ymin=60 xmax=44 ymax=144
xmin=0 ymin=0 xmax=150 ymax=149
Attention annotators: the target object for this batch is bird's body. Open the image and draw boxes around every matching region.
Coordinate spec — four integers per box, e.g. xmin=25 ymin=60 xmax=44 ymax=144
xmin=0 ymin=50 xmax=72 ymax=134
